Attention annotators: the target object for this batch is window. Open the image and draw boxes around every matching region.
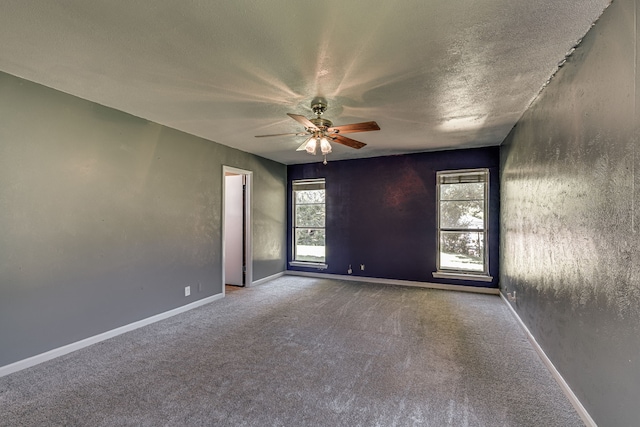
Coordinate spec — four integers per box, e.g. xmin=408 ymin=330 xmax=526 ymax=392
xmin=291 ymin=179 xmax=326 ymax=266
xmin=434 ymin=169 xmax=492 ymax=281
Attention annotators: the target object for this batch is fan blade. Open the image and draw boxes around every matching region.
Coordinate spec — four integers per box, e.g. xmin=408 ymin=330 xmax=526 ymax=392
xmin=287 ymin=113 xmax=318 ymax=130
xmin=327 ymin=121 xmax=380 ymax=134
xmin=255 ymin=132 xmax=307 ymax=138
xmin=296 ymin=140 xmax=310 ymax=151
xmin=331 ymin=134 xmax=367 ymax=149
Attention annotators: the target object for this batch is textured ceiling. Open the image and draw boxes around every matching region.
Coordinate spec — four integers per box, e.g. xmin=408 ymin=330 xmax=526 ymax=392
xmin=0 ymin=1 xmax=610 ymax=164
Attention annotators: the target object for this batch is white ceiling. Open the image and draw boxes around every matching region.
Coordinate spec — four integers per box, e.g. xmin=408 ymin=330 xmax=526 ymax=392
xmin=0 ymin=1 xmax=610 ymax=164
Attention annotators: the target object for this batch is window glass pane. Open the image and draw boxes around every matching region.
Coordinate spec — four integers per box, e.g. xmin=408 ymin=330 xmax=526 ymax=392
xmin=439 ymin=231 xmax=484 ymax=272
xmin=295 ymin=204 xmax=325 ymax=227
xmin=295 ymin=229 xmax=325 ymax=263
xmin=440 ymin=182 xmax=484 ymax=201
xmin=296 ymin=189 xmax=325 ymax=204
xmin=439 ymin=200 xmax=484 ymax=229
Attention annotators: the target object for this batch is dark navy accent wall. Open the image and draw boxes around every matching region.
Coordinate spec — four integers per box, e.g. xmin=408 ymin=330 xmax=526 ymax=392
xmin=288 ymin=147 xmax=499 ymax=288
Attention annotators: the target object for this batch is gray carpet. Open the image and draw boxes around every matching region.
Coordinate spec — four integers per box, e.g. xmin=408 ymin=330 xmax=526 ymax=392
xmin=0 ymin=276 xmax=584 ymax=426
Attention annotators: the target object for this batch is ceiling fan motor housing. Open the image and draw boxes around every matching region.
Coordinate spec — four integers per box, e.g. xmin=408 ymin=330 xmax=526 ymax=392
xmin=310 ymin=117 xmax=333 ymax=130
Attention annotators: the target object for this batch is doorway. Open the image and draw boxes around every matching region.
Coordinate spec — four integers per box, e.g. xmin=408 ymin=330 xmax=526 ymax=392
xmin=222 ymin=166 xmax=252 ymax=293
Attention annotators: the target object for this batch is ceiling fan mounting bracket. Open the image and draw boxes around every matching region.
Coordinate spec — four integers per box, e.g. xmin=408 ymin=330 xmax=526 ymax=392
xmin=311 ymin=99 xmax=328 ymax=116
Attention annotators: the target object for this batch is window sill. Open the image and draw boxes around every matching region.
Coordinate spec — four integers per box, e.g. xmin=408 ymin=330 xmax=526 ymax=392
xmin=289 ymin=261 xmax=328 ymax=270
xmin=432 ymin=271 xmax=493 ymax=282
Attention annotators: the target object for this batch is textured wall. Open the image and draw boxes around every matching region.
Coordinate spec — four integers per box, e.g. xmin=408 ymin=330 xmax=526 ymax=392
xmin=0 ymin=72 xmax=286 ymax=367
xmin=500 ymin=0 xmax=640 ymax=425
xmin=288 ymin=147 xmax=500 ymax=288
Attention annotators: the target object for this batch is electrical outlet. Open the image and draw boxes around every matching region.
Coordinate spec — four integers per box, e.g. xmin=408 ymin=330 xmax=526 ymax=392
xmin=360 ymin=264 xmax=365 ymax=271
xmin=185 ymin=286 xmax=191 ymax=297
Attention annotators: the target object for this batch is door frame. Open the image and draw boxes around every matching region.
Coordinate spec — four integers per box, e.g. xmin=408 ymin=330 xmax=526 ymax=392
xmin=222 ymin=166 xmax=253 ymax=294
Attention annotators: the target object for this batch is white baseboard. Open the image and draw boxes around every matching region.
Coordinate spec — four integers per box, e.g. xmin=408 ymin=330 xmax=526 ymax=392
xmin=500 ymin=293 xmax=597 ymax=427
xmin=0 ymin=293 xmax=224 ymax=378
xmin=286 ymin=270 xmax=499 ymax=295
xmin=250 ymin=271 xmax=284 ymax=287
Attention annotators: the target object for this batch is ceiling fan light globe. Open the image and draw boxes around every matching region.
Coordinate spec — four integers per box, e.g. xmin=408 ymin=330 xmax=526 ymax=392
xmin=320 ymin=137 xmax=332 ymax=155
xmin=305 ymin=137 xmax=317 ymax=155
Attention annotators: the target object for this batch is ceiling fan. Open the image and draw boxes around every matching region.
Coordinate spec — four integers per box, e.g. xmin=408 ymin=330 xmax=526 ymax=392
xmin=255 ymin=98 xmax=380 ymax=164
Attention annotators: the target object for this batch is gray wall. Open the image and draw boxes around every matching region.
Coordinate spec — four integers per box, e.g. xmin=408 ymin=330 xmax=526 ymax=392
xmin=500 ymin=0 xmax=640 ymax=425
xmin=0 ymin=72 xmax=286 ymax=367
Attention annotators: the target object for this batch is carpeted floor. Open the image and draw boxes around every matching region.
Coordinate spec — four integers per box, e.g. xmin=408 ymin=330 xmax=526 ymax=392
xmin=0 ymin=276 xmax=584 ymax=426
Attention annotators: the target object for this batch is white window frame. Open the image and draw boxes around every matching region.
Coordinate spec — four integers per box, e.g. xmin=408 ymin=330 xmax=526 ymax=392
xmin=290 ymin=179 xmax=327 ymax=269
xmin=432 ymin=168 xmax=493 ymax=282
